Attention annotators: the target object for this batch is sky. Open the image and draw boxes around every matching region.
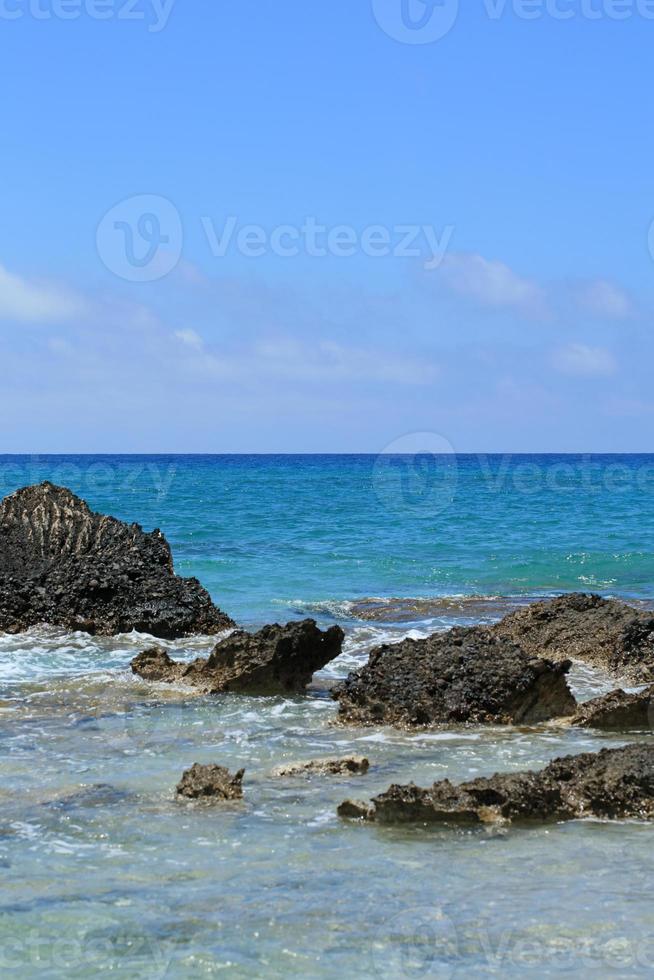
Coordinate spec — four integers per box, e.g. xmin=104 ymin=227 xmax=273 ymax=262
xmin=1 ymin=0 xmax=653 ymax=453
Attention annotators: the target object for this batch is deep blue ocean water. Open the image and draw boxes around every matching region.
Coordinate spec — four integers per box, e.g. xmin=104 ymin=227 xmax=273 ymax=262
xmin=1 ymin=455 xmax=654 ymax=978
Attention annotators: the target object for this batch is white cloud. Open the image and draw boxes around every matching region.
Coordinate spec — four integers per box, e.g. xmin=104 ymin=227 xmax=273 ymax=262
xmin=439 ymin=253 xmax=547 ymax=317
xmin=275 ymin=339 xmax=440 ymax=384
xmin=174 ymin=328 xmax=204 ymax=350
xmin=574 ymin=279 xmax=633 ymax=319
xmin=552 ymin=343 xmax=616 ymax=377
xmin=183 ymin=338 xmax=439 ymax=386
xmin=0 ymin=264 xmax=84 ymax=323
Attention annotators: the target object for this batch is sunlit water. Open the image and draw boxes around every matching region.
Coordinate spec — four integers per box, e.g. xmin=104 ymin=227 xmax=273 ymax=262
xmin=1 ymin=455 xmax=654 ymax=977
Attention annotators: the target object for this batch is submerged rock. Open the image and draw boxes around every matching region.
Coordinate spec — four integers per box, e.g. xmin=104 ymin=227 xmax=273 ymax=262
xmin=272 ymin=756 xmax=369 ymax=778
xmin=570 ymin=687 xmax=654 ymax=731
xmin=347 ymin=595 xmax=530 ymax=624
xmin=45 ymin=784 xmax=131 ymax=810
xmin=493 ymin=593 xmax=654 ymax=683
xmin=333 ymin=626 xmax=576 ymax=727
xmin=0 ymin=483 xmax=234 ymax=638
xmin=132 ymin=619 xmax=344 ymax=695
xmin=176 ymin=764 xmax=244 ymax=801
xmin=339 ymin=744 xmax=654 ymax=825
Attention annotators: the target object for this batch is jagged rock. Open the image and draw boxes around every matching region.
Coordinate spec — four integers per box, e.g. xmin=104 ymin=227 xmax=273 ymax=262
xmin=132 ymin=619 xmax=344 ymax=695
xmin=0 ymin=483 xmax=234 ymax=638
xmin=339 ymin=744 xmax=654 ymax=825
xmin=333 ymin=625 xmax=576 ymax=727
xmin=570 ymin=687 xmax=654 ymax=730
xmin=272 ymin=756 xmax=369 ymax=778
xmin=337 ymin=799 xmax=373 ymax=820
xmin=493 ymin=593 xmax=654 ymax=683
xmin=176 ymin=764 xmax=244 ymax=800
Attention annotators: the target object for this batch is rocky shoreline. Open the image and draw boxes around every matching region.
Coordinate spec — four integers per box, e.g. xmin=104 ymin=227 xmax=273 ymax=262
xmin=2 ymin=483 xmax=654 ymax=830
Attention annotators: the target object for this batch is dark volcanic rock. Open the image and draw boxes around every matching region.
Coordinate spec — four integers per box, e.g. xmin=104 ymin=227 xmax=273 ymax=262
xmin=570 ymin=687 xmax=654 ymax=731
xmin=132 ymin=619 xmax=344 ymax=695
xmin=493 ymin=593 xmax=654 ymax=683
xmin=176 ymin=764 xmax=244 ymax=801
xmin=272 ymin=756 xmax=369 ymax=778
xmin=332 ymin=626 xmax=576 ymax=727
xmin=0 ymin=483 xmax=234 ymax=638
xmin=339 ymin=744 xmax=654 ymax=825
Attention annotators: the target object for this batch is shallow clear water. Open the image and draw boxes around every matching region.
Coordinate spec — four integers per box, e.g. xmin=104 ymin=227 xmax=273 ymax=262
xmin=1 ymin=455 xmax=654 ymax=977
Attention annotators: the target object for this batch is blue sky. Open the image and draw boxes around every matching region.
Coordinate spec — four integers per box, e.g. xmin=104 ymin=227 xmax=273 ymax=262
xmin=1 ymin=0 xmax=653 ymax=452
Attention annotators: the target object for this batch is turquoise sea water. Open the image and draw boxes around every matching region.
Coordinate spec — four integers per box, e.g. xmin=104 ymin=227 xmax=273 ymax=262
xmin=2 ymin=453 xmax=654 ymax=624
xmin=1 ymin=455 xmax=654 ymax=978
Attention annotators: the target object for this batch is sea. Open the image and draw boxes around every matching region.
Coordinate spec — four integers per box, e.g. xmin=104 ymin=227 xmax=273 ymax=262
xmin=1 ymin=454 xmax=653 ymax=978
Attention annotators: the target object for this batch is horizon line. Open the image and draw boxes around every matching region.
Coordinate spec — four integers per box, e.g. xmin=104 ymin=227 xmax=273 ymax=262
xmin=1 ymin=451 xmax=654 ymax=458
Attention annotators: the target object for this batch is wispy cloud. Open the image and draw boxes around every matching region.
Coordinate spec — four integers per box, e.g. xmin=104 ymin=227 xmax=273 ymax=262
xmin=573 ymin=279 xmax=634 ymax=320
xmin=431 ymin=255 xmax=642 ymax=328
xmin=174 ymin=328 xmax=204 ymax=350
xmin=183 ymin=337 xmax=439 ymax=386
xmin=2 ymin=253 xmax=646 ymax=450
xmin=438 ymin=253 xmax=548 ymax=318
xmin=259 ymin=338 xmax=440 ymax=385
xmin=552 ymin=343 xmax=616 ymax=377
xmin=0 ymin=264 xmax=85 ymax=323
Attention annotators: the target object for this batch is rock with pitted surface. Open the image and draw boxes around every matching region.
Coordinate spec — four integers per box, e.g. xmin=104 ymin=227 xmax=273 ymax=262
xmin=493 ymin=593 xmax=654 ymax=683
xmin=0 ymin=483 xmax=234 ymax=638
xmin=332 ymin=625 xmax=576 ymax=727
xmin=176 ymin=764 xmax=244 ymax=801
xmin=132 ymin=619 xmax=344 ymax=695
xmin=338 ymin=743 xmax=654 ymax=825
xmin=272 ymin=756 xmax=369 ymax=778
xmin=570 ymin=686 xmax=654 ymax=731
